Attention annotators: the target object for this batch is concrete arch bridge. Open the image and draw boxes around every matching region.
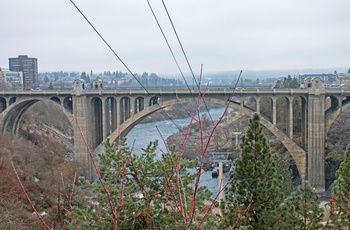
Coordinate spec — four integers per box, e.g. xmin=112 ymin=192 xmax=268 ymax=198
xmin=1 ymin=78 xmax=350 ymax=193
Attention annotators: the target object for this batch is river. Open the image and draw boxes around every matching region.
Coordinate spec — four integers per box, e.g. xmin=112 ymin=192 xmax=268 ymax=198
xmin=126 ymin=107 xmax=233 ymax=197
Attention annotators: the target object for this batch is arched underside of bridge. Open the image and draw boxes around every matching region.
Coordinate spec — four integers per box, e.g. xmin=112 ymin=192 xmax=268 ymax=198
xmin=94 ymin=97 xmax=307 ymax=178
xmin=326 ymin=100 xmax=350 ymax=133
xmin=0 ymin=98 xmax=73 ymax=135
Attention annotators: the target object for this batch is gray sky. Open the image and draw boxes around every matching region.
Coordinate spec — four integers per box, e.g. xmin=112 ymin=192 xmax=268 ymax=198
xmin=1 ymin=0 xmax=350 ymax=75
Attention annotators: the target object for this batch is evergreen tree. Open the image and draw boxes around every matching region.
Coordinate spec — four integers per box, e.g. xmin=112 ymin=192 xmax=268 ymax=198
xmin=48 ymin=82 xmax=54 ymax=90
xmin=283 ymin=75 xmax=300 ymax=88
xmin=281 ymin=181 xmax=324 ymax=229
xmin=222 ymin=114 xmax=287 ymax=229
xmin=330 ymin=144 xmax=350 ymax=228
xmin=274 ymin=80 xmax=283 ymax=89
xmin=68 ymin=139 xmax=218 ymax=229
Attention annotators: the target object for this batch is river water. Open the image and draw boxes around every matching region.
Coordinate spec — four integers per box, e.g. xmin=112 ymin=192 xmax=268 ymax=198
xmin=126 ymin=107 xmax=233 ymax=197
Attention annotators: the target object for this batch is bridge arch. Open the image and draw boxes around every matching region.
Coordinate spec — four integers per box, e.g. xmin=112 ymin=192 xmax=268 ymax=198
xmin=120 ymin=96 xmax=131 ymax=122
xmin=94 ymin=97 xmax=306 ymax=178
xmin=63 ymin=97 xmax=73 ymax=111
xmin=0 ymin=98 xmax=73 ymax=135
xmin=0 ymin=97 xmax=6 ymax=113
xmin=326 ymin=96 xmax=350 ymax=133
xmin=50 ymin=96 xmax=61 ymax=105
xmin=134 ymin=97 xmax=145 ymax=113
xmin=9 ymin=97 xmax=16 ymax=105
xmin=149 ymin=96 xmax=160 ymax=106
xmin=90 ymin=97 xmax=103 ymax=148
xmin=104 ymin=96 xmax=117 ymax=137
xmin=49 ymin=96 xmax=73 ymax=112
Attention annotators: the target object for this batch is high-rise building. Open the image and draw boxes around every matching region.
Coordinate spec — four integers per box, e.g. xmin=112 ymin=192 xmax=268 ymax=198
xmin=9 ymin=55 xmax=38 ymax=88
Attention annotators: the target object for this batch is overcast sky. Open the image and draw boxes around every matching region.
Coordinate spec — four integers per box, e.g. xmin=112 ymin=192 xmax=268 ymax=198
xmin=1 ymin=0 xmax=350 ymax=76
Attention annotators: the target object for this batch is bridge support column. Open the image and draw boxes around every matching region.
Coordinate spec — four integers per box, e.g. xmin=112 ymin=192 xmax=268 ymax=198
xmin=256 ymin=97 xmax=260 ymax=114
xmin=337 ymin=96 xmax=342 ymax=112
xmin=286 ymin=97 xmax=293 ymax=139
xmin=307 ymin=95 xmax=325 ymax=193
xmin=73 ymin=94 xmax=94 ymax=180
xmin=111 ymin=98 xmax=117 ymax=132
xmin=301 ymin=98 xmax=308 ymax=149
xmin=272 ymin=97 xmax=277 ymax=128
xmin=240 ymin=98 xmax=244 ymax=114
xmin=117 ymin=99 xmax=122 ymax=134
xmin=102 ymin=99 xmax=109 ymax=140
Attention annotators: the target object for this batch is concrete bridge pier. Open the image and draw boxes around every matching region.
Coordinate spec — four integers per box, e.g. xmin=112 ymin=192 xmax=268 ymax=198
xmin=305 ymin=78 xmax=326 ymax=193
xmin=307 ymin=94 xmax=326 ymax=193
xmin=286 ymin=96 xmax=293 ymax=139
xmin=72 ymin=80 xmax=94 ymax=180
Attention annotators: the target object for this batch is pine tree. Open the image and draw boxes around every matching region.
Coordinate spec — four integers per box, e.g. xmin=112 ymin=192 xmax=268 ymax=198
xmin=281 ymin=181 xmax=324 ymax=229
xmin=222 ymin=113 xmax=287 ymax=229
xmin=48 ymin=82 xmax=54 ymax=90
xmin=330 ymin=144 xmax=350 ymax=228
xmin=67 ymin=139 xmax=218 ymax=229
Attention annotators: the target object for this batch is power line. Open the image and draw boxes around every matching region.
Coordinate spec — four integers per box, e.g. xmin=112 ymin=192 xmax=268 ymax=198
xmin=69 ymin=0 xmax=147 ymax=92
xmin=68 ymin=0 xmax=201 ymax=152
xmin=146 ymin=0 xmax=192 ymax=92
xmin=159 ymin=0 xmax=218 ymax=137
xmin=161 ymin=0 xmax=198 ymax=88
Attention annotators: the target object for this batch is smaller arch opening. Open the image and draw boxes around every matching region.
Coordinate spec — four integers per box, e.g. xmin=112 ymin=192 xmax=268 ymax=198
xmin=0 ymin=97 xmax=6 ymax=113
xmin=63 ymin=97 xmax=73 ymax=112
xmin=149 ymin=96 xmax=160 ymax=106
xmin=50 ymin=96 xmax=61 ymax=105
xmin=9 ymin=97 xmax=16 ymax=106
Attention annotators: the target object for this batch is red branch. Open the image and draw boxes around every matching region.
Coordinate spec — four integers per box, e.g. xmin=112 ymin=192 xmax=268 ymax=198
xmin=60 ymin=172 xmax=77 ymax=230
xmin=75 ymin=118 xmax=118 ymax=229
xmin=230 ymin=197 xmax=253 ymax=230
xmin=11 ymin=162 xmax=52 ymax=230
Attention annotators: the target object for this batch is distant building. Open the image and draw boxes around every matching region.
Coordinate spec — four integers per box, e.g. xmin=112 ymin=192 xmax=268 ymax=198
xmin=0 ymin=68 xmax=24 ymax=90
xmin=9 ymin=55 xmax=38 ymax=88
xmin=299 ymin=73 xmax=336 ymax=84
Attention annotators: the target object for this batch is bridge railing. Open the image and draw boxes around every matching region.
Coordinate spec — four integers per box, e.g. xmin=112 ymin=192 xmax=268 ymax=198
xmin=1 ymin=87 xmax=350 ymax=97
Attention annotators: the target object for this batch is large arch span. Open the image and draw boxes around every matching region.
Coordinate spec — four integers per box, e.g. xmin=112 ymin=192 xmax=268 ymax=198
xmin=93 ymin=97 xmax=307 ymax=178
xmin=0 ymin=98 xmax=73 ymax=134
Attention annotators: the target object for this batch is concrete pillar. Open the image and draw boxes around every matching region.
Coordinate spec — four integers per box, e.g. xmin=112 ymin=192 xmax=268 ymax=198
xmin=256 ymin=96 xmax=260 ymax=114
xmin=129 ymin=97 xmax=134 ymax=116
xmin=272 ymin=97 xmax=277 ymax=128
xmin=111 ymin=98 xmax=117 ymax=132
xmin=286 ymin=97 xmax=293 ymax=138
xmin=338 ymin=96 xmax=342 ymax=112
xmin=301 ymin=98 xmax=308 ymax=149
xmin=102 ymin=98 xmax=109 ymax=140
xmin=120 ymin=98 xmax=125 ymax=123
xmin=307 ymin=94 xmax=325 ymax=193
xmin=117 ymin=99 xmax=122 ymax=133
xmin=72 ymin=95 xmax=94 ymax=180
xmin=125 ymin=98 xmax=131 ymax=120
xmin=240 ymin=97 xmax=244 ymax=114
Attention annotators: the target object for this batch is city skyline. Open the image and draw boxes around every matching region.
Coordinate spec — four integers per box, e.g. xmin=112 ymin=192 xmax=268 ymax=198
xmin=1 ymin=1 xmax=350 ymax=75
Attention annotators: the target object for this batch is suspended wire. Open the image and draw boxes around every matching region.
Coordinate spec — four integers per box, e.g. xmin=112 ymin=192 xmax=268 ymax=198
xmin=69 ymin=0 xmax=201 ymax=152
xmin=160 ymin=0 xmax=219 ymax=138
xmin=147 ymin=0 xmax=221 ymax=145
xmin=69 ymin=0 xmax=147 ymax=92
xmin=161 ymin=0 xmax=198 ymax=88
xmin=146 ymin=0 xmax=192 ymax=92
